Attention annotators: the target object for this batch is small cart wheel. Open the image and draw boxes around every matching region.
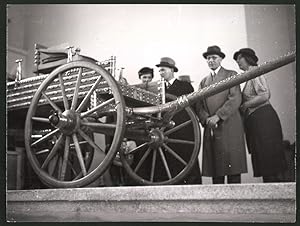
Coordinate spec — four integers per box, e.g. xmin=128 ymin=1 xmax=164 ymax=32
xmin=121 ymin=97 xmax=201 ymax=185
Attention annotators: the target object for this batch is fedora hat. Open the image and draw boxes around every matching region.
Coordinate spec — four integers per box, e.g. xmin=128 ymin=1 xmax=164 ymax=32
xmin=203 ymin=45 xmax=226 ymax=59
xmin=156 ymin=57 xmax=178 ymax=72
xmin=138 ymin=67 xmax=154 ymax=78
xmin=233 ymin=48 xmax=259 ymax=63
xmin=179 ymin=75 xmax=193 ymax=83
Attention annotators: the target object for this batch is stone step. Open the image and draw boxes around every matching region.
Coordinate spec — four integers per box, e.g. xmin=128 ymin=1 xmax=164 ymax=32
xmin=7 ymin=182 xmax=296 ymax=222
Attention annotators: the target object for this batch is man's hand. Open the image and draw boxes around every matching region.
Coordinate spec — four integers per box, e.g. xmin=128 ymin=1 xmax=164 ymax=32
xmin=206 ymin=115 xmax=220 ymax=129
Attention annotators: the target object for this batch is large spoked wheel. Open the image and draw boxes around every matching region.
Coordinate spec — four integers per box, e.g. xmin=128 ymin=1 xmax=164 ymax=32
xmin=120 ymin=103 xmax=201 ymax=185
xmin=25 ymin=61 xmax=126 ymax=188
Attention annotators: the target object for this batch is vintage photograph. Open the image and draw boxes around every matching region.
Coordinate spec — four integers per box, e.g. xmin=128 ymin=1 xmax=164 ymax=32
xmin=6 ymin=4 xmax=296 ymax=222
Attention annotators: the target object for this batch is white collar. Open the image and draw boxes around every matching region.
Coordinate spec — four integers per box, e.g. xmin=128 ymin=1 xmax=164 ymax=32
xmin=210 ymin=66 xmax=221 ymax=75
xmin=168 ymin=77 xmax=176 ymax=85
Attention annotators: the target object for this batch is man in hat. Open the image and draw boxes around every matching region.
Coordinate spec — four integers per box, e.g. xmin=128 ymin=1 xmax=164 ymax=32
xmin=154 ymin=57 xmax=202 ymax=184
xmin=196 ymin=45 xmax=247 ymax=184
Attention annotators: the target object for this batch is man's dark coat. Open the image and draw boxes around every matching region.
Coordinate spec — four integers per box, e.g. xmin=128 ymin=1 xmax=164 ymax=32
xmin=158 ymin=79 xmax=202 ymax=184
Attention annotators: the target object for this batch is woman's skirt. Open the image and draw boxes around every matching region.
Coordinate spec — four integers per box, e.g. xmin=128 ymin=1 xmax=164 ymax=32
xmin=244 ymin=104 xmax=287 ymax=177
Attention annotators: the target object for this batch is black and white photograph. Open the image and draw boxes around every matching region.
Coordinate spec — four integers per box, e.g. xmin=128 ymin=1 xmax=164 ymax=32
xmin=6 ymin=3 xmax=296 ymax=222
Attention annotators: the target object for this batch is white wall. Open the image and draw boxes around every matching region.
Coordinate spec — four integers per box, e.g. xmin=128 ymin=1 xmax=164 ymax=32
xmin=19 ymin=4 xmax=247 ymax=88
xmin=244 ymin=5 xmax=296 ymax=143
xmin=7 ymin=5 xmax=28 ymax=79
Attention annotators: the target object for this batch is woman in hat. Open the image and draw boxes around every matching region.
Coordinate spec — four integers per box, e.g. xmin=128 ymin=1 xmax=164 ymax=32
xmin=138 ymin=67 xmax=154 ymax=84
xmin=233 ymin=48 xmax=287 ymax=183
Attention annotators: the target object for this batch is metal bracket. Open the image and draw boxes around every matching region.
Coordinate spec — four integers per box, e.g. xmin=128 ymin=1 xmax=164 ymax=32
xmin=14 ymin=59 xmax=22 ymax=87
xmin=66 ymin=46 xmax=74 ymax=63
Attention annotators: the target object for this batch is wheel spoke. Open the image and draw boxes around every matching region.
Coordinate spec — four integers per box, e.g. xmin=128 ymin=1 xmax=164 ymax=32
xmin=67 ymin=160 xmax=78 ymax=176
xmin=80 ymin=98 xmax=115 ymax=118
xmin=32 ymin=116 xmax=50 ymax=123
xmin=164 ymin=120 xmax=192 ymax=135
xmin=35 ymin=149 xmax=49 ymax=155
xmin=57 ymin=157 xmax=63 ymax=179
xmin=158 ymin=147 xmax=172 ymax=179
xmin=163 ymin=143 xmax=187 ymax=166
xmin=31 ymin=134 xmax=43 ymax=139
xmin=60 ymin=136 xmax=70 ymax=181
xmin=127 ymin=142 xmax=148 ymax=155
xmin=70 ymin=140 xmax=88 ymax=147
xmin=73 ymin=172 xmax=83 ymax=181
xmin=72 ymin=134 xmax=87 ymax=176
xmin=76 ymin=75 xmax=103 ymax=113
xmin=48 ymin=154 xmax=58 ymax=176
xmin=31 ymin=128 xmax=60 ymax=147
xmin=77 ymin=129 xmax=105 ymax=159
xmin=71 ymin=67 xmax=83 ymax=110
xmin=41 ymin=134 xmax=64 ymax=169
xmin=42 ymin=91 xmax=62 ymax=113
xmin=134 ymin=147 xmax=151 ymax=173
xmin=166 ymin=138 xmax=195 ymax=145
xmin=150 ymin=148 xmax=157 ymax=182
xmin=58 ymin=73 xmax=69 ymax=110
xmin=83 ymin=151 xmax=91 ymax=165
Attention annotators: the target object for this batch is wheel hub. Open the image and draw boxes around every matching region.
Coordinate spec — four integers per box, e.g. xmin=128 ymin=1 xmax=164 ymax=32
xmin=49 ymin=110 xmax=79 ymax=135
xmin=149 ymin=128 xmax=165 ymax=148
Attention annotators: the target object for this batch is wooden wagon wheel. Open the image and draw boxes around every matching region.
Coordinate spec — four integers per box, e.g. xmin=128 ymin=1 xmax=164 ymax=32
xmin=120 ymin=98 xmax=201 ymax=185
xmin=25 ymin=61 xmax=125 ymax=188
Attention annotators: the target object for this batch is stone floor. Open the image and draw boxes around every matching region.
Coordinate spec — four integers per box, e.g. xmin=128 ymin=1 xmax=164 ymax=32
xmin=7 ymin=183 xmax=296 ymax=222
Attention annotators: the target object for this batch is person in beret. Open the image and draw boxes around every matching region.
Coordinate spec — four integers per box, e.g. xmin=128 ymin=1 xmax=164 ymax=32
xmin=196 ymin=45 xmax=248 ymax=184
xmin=138 ymin=67 xmax=154 ymax=84
xmin=233 ymin=48 xmax=287 ymax=183
xmin=135 ymin=67 xmax=160 ymax=93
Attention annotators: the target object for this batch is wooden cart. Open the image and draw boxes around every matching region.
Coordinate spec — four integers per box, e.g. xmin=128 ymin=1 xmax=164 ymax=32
xmin=7 ymin=49 xmax=295 ymax=188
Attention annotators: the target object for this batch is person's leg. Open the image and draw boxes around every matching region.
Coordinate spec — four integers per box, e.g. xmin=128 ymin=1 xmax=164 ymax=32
xmin=212 ymin=176 xmax=225 ymax=184
xmin=263 ymin=174 xmax=283 ymax=183
xmin=263 ymin=175 xmax=275 ymax=183
xmin=108 ymin=165 xmax=120 ymax=186
xmin=183 ymin=174 xmax=202 ymax=184
xmin=182 ymin=163 xmax=202 ymax=184
xmin=227 ymin=174 xmax=241 ymax=184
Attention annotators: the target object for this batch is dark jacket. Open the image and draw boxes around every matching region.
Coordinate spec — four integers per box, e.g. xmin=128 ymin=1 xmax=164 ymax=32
xmin=162 ymin=79 xmax=202 ymax=184
xmin=130 ymin=79 xmax=201 ymax=184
